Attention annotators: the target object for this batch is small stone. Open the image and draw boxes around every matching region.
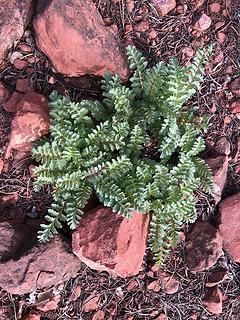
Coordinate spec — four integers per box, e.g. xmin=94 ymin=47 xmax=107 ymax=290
xmin=203 ymin=286 xmax=223 ymax=314
xmin=224 ymin=115 xmax=232 ymax=124
xmin=209 ymin=3 xmax=221 ymax=13
xmin=156 ymin=313 xmax=168 ymax=320
xmin=10 ymin=51 xmax=23 ymax=64
xmin=134 ymin=21 xmax=149 ymax=33
xmin=219 ymin=193 xmax=240 ymax=262
xmin=26 ymin=311 xmax=41 ymax=320
xmin=205 ymin=267 xmax=228 ymax=287
xmin=36 ymin=294 xmax=60 ymax=312
xmin=194 ymin=14 xmax=211 ymax=32
xmin=83 ymin=294 xmax=100 ymax=312
xmin=182 ymin=47 xmax=194 ymax=58
xmin=206 ymin=155 xmax=228 ymax=203
xmin=126 ymin=0 xmax=134 ymax=13
xmin=92 ymin=310 xmax=105 ymax=320
xmin=160 ymin=272 xmax=179 ymax=294
xmin=48 ymin=76 xmax=57 ymax=84
xmin=147 ymin=280 xmax=161 ymax=292
xmin=229 ymin=100 xmax=240 ymax=113
xmin=176 ymin=4 xmax=187 ymax=14
xmin=127 ymin=279 xmax=138 ymax=291
xmin=0 ymin=159 xmax=4 ymax=174
xmin=186 ymin=221 xmax=223 ymax=272
xmin=217 ymin=32 xmax=226 ymax=44
xmin=69 ymin=284 xmax=82 ymax=301
xmin=213 ymin=49 xmax=224 ymax=64
xmin=5 ymin=92 xmax=50 ymax=160
xmin=13 ymin=58 xmax=28 ymax=70
xmin=229 ymin=77 xmax=240 ymax=97
xmin=18 ymin=44 xmax=32 ymax=53
xmin=16 ymin=79 xmax=33 ymax=93
xmin=151 ymin=0 xmax=176 ymax=16
xmin=3 ymin=91 xmax=24 ymax=112
xmin=212 ymin=137 xmax=231 ymax=156
xmin=149 ymin=29 xmax=158 ymax=39
xmin=0 ymin=82 xmax=10 ymax=105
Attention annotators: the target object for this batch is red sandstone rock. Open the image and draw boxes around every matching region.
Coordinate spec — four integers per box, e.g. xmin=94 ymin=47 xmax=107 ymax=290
xmin=229 ymin=100 xmax=240 ymax=114
xmin=186 ymin=222 xmax=223 ymax=272
xmin=5 ymin=92 xmax=50 ymax=160
xmin=206 ymin=155 xmax=228 ymax=203
xmin=151 ymin=0 xmax=176 ymax=16
xmin=25 ymin=312 xmax=41 ymax=320
xmin=0 ymin=220 xmax=81 ymax=294
xmin=218 ymin=193 xmax=240 ymax=262
xmin=92 ymin=310 xmax=105 ymax=320
xmin=13 ymin=58 xmax=28 ymax=70
xmin=3 ymin=91 xmax=24 ymax=112
xmin=203 ymin=286 xmax=223 ymax=314
xmin=147 ymin=280 xmax=161 ymax=292
xmin=209 ymin=3 xmax=221 ymax=13
xmin=211 ymin=137 xmax=231 ymax=156
xmin=205 ymin=267 xmax=228 ymax=287
xmin=0 ymin=82 xmax=10 ymax=105
xmin=160 ymin=272 xmax=179 ymax=294
xmin=72 ymin=206 xmax=149 ymax=278
xmin=83 ymin=294 xmax=101 ymax=312
xmin=0 ymin=1 xmax=33 ymax=65
xmin=33 ymin=0 xmax=128 ymax=80
xmin=229 ymin=77 xmax=240 ymax=97
xmin=194 ymin=14 xmax=211 ymax=32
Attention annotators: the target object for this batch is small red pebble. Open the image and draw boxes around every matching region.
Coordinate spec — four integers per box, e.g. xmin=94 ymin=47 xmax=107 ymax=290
xmin=13 ymin=58 xmax=28 ymax=70
xmin=18 ymin=43 xmax=32 ymax=53
xmin=194 ymin=13 xmax=212 ymax=32
xmin=48 ymin=76 xmax=57 ymax=84
xmin=229 ymin=101 xmax=240 ymax=114
xmin=224 ymin=116 xmax=232 ymax=124
xmin=209 ymin=3 xmax=221 ymax=13
xmin=217 ymin=31 xmax=226 ymax=44
xmin=149 ymin=29 xmax=158 ymax=39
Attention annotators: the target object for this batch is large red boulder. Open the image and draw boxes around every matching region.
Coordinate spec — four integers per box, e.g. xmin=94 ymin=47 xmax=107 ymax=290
xmin=0 ymin=1 xmax=33 ymax=66
xmin=5 ymin=92 xmax=50 ymax=160
xmin=186 ymin=221 xmax=223 ymax=272
xmin=33 ymin=0 xmax=129 ymax=80
xmin=0 ymin=220 xmax=81 ymax=294
xmin=218 ymin=193 xmax=240 ymax=262
xmin=72 ymin=206 xmax=149 ymax=278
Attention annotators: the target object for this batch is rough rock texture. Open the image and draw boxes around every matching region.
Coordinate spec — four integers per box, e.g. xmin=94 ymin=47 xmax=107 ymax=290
xmin=0 ymin=0 xmax=33 ymax=65
xmin=151 ymin=0 xmax=176 ymax=16
xmin=206 ymin=155 xmax=228 ymax=203
xmin=194 ymin=13 xmax=212 ymax=31
xmin=3 ymin=91 xmax=24 ymax=112
xmin=33 ymin=0 xmax=129 ymax=80
xmin=72 ymin=206 xmax=149 ymax=278
xmin=218 ymin=192 xmax=240 ymax=262
xmin=229 ymin=77 xmax=240 ymax=97
xmin=205 ymin=267 xmax=228 ymax=287
xmin=0 ymin=220 xmax=81 ymax=295
xmin=160 ymin=272 xmax=180 ymax=294
xmin=186 ymin=221 xmax=223 ymax=272
xmin=211 ymin=137 xmax=231 ymax=156
xmin=0 ymin=82 xmax=10 ymax=105
xmin=203 ymin=286 xmax=223 ymax=315
xmin=5 ymin=92 xmax=50 ymax=160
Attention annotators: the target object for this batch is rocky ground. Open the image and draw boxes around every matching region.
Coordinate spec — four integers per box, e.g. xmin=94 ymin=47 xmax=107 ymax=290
xmin=0 ymin=0 xmax=240 ymax=319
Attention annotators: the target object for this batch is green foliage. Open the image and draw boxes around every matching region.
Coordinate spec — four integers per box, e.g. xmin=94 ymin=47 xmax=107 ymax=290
xmin=33 ymin=45 xmax=213 ymax=264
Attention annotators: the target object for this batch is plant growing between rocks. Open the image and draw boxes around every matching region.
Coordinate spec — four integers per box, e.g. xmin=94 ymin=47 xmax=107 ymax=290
xmin=32 ymin=45 xmax=213 ymax=265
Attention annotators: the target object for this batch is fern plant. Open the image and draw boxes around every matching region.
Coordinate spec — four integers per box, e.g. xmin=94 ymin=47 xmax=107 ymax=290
xmin=33 ymin=45 xmax=213 ymax=265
